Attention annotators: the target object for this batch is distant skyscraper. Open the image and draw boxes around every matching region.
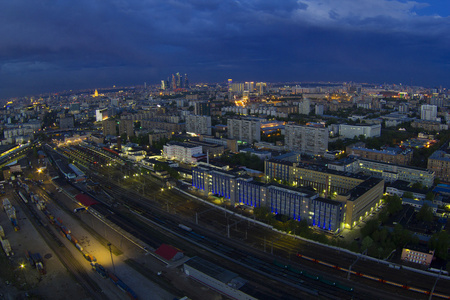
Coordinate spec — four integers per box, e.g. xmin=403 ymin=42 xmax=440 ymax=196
xmin=161 ymin=80 xmax=166 ymax=90
xmin=184 ymin=73 xmax=189 ymax=88
xmin=244 ymin=82 xmax=254 ymax=92
xmin=228 ymin=79 xmax=233 ymax=102
xmin=256 ymin=82 xmax=266 ymax=96
xmin=176 ymin=72 xmax=182 ymax=89
xmin=172 ymin=74 xmax=176 ymax=90
xmin=421 ymin=105 xmax=437 ymax=121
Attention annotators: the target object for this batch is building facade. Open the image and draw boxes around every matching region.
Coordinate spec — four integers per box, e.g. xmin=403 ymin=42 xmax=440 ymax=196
xmin=186 ymin=115 xmax=212 ymax=135
xmin=163 ymin=142 xmax=202 ymax=164
xmin=339 ymin=124 xmax=381 ymax=139
xmin=346 ymin=145 xmax=413 ymax=165
xmin=102 ymin=119 xmax=117 ymax=136
xmin=227 ymin=118 xmax=261 ymax=143
xmin=421 ymin=104 xmax=437 ymax=121
xmin=284 ymin=123 xmax=328 ymax=156
xmin=427 ymin=150 xmax=450 ymax=182
xmin=357 ymin=158 xmax=435 ymax=187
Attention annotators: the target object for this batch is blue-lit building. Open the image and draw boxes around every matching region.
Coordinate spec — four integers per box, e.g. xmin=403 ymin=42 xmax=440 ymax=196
xmin=210 ymin=170 xmax=235 ymax=200
xmin=311 ymin=198 xmax=344 ymax=232
xmin=192 ymin=167 xmax=209 ymax=191
xmin=236 ymin=178 xmax=265 ymax=208
xmin=264 ymin=159 xmax=293 ymax=182
xmin=267 ymin=184 xmax=314 ymax=221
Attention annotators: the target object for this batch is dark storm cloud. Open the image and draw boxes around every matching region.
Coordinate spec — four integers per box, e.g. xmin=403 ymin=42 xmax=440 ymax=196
xmin=0 ymin=0 xmax=450 ymax=98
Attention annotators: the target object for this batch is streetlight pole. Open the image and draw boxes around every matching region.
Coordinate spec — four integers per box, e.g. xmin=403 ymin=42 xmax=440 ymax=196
xmin=108 ymin=243 xmax=115 ymax=274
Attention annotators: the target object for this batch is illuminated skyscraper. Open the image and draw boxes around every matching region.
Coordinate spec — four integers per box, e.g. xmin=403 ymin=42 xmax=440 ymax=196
xmin=184 ymin=73 xmax=189 ymax=88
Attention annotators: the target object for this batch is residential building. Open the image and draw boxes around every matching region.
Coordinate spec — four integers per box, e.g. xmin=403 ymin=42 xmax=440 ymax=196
xmin=102 ymin=119 xmax=117 ymax=136
xmin=428 ymin=150 xmax=450 ymax=182
xmin=59 ymin=116 xmax=74 ymax=129
xmin=186 ymin=115 xmax=212 ymax=135
xmin=346 ymin=144 xmax=413 ymax=165
xmin=339 ymin=124 xmax=381 ymax=139
xmin=284 ymin=123 xmax=328 ymax=156
xmin=421 ymin=104 xmax=438 ymax=121
xmin=118 ymin=119 xmax=134 ymax=137
xmin=149 ymin=130 xmax=172 ymax=145
xmin=411 ymin=120 xmax=448 ymax=132
xmin=299 ymin=99 xmax=311 ymax=115
xmin=227 ymin=118 xmax=261 ymax=143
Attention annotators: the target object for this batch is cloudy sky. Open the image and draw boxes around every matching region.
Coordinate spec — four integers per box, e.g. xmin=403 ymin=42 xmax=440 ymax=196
xmin=1 ymin=0 xmax=449 ymax=99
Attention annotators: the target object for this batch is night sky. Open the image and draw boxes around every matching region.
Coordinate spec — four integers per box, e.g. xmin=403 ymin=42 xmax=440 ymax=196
xmin=1 ymin=0 xmax=450 ymax=99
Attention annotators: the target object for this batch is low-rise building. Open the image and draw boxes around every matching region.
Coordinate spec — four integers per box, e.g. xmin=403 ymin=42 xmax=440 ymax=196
xmin=346 ymin=144 xmax=412 ymax=165
xmin=401 ymin=245 xmax=434 ymax=267
xmin=428 ymin=149 xmax=450 ymax=183
xmin=163 ymin=142 xmax=202 ymax=164
xmin=339 ymin=124 xmax=381 ymax=139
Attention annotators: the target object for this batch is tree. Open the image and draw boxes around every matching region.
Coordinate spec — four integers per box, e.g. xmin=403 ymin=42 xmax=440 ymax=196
xmin=425 ymin=192 xmax=435 ymax=201
xmin=361 ymin=236 xmax=374 ymax=251
xmin=429 ymin=231 xmax=450 ymax=260
xmin=360 ymin=219 xmax=379 ymax=237
xmin=384 ymin=195 xmax=402 ymax=215
xmin=402 ymin=192 xmax=414 ymax=199
xmin=416 ymin=203 xmax=434 ymax=223
xmin=411 ymin=182 xmax=424 ymax=190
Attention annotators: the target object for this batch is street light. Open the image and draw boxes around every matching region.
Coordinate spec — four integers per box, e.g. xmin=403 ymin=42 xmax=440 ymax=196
xmin=107 ymin=243 xmax=116 ymax=274
xmin=20 ymin=263 xmax=27 ymax=286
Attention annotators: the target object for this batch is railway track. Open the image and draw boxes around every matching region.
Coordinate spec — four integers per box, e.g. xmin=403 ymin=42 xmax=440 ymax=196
xmin=13 ymin=192 xmax=106 ymax=300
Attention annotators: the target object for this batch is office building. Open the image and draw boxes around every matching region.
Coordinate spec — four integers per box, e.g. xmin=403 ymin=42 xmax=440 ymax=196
xmin=335 ymin=178 xmax=384 ymax=228
xmin=357 ymin=157 xmax=434 ymax=187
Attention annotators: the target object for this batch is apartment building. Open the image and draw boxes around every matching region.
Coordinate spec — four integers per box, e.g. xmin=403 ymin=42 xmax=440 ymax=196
xmin=284 ymin=123 xmax=328 ymax=156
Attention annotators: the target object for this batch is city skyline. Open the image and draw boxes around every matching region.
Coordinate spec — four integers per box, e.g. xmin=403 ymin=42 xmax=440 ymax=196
xmin=1 ymin=0 xmax=450 ymax=99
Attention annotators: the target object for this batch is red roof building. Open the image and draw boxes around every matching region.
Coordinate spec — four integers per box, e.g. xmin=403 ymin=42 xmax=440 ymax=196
xmin=154 ymin=244 xmax=184 ymax=261
xmin=75 ymin=193 xmax=98 ymax=207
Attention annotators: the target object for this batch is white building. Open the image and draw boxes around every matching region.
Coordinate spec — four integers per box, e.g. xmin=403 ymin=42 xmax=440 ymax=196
xmin=163 ymin=142 xmax=202 ymax=164
xmin=284 ymin=123 xmax=328 ymax=156
xmin=339 ymin=124 xmax=381 ymax=139
xmin=186 ymin=115 xmax=212 ymax=135
xmin=227 ymin=118 xmax=261 ymax=143
xmin=421 ymin=105 xmax=438 ymax=121
xmin=95 ymin=109 xmax=108 ymax=122
xmin=299 ymin=99 xmax=311 ymax=115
